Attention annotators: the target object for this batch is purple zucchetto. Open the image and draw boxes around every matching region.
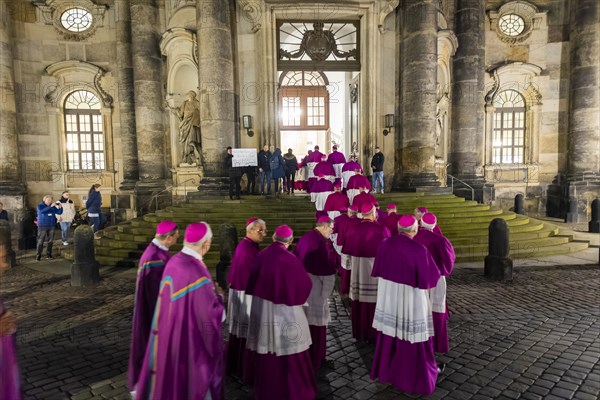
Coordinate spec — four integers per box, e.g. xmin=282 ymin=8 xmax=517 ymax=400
xmin=415 ymin=206 xmax=429 ymax=214
xmin=274 ymin=225 xmax=293 ymax=239
xmin=399 ymin=214 xmax=418 ymax=228
xmin=349 ymin=205 xmax=359 ymax=212
xmin=246 ymin=217 xmax=260 ymax=227
xmin=184 ymin=222 xmax=211 ymax=243
xmin=360 ymin=203 xmax=375 ymax=215
xmin=421 ymin=213 xmax=437 ymax=230
xmin=387 ymin=204 xmax=397 ymax=210
xmin=317 ymin=216 xmax=332 ymax=224
xmin=156 ymin=220 xmax=177 ymax=235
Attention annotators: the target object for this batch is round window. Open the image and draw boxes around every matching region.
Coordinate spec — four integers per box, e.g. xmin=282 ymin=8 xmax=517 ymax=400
xmin=498 ymin=14 xmax=525 ymax=37
xmin=60 ymin=8 xmax=93 ymax=33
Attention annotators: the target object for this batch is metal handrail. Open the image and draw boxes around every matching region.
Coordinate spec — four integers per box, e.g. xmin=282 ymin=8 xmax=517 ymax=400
xmin=180 ymin=178 xmax=196 ymax=201
xmin=148 ymin=187 xmax=173 ymax=213
xmin=447 ymin=174 xmax=475 ymax=202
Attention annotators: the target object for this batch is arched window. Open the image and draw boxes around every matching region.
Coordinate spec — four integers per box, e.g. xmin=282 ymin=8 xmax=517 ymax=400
xmin=279 ymin=71 xmax=330 ymax=130
xmin=64 ymin=90 xmax=105 ymax=170
xmin=492 ymin=90 xmax=525 ymax=164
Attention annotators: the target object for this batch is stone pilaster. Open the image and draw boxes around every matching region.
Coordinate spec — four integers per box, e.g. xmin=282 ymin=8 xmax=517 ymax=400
xmin=557 ymin=0 xmax=600 ymax=222
xmin=568 ymin=0 xmax=600 ymax=180
xmin=130 ymin=0 xmax=166 ymax=183
xmin=115 ymin=0 xmax=139 ymax=192
xmin=398 ymin=0 xmax=440 ymax=188
xmin=197 ymin=0 xmax=236 ymax=178
xmin=450 ymin=0 xmax=486 ymax=187
xmin=130 ymin=0 xmax=168 ymax=211
xmin=0 ymin=0 xmax=26 ymax=215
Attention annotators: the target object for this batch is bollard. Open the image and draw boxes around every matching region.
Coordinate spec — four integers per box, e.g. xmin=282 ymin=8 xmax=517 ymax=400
xmin=514 ymin=194 xmax=525 ymax=215
xmin=484 ymin=218 xmax=513 ymax=282
xmin=17 ymin=208 xmax=36 ymax=250
xmin=589 ymin=199 xmax=599 ymax=233
xmin=71 ymin=225 xmax=100 ymax=287
xmin=565 ymin=197 xmax=578 ymax=223
xmin=215 ymin=223 xmax=238 ymax=291
xmin=0 ymin=221 xmax=16 ymax=268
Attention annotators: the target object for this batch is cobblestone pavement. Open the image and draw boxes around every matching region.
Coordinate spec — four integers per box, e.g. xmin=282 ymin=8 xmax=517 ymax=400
xmin=1 ymin=260 xmax=599 ymax=400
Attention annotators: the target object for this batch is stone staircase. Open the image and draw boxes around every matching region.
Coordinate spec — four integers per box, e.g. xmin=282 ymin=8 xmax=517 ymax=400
xmin=60 ymin=193 xmax=589 ymax=269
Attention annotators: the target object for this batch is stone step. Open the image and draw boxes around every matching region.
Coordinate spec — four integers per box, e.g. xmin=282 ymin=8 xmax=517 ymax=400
xmin=456 ymin=241 xmax=590 ymax=262
xmin=68 ymin=194 xmax=588 ymax=267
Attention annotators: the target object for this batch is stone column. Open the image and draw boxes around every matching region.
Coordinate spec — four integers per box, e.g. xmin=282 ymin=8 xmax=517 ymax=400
xmin=115 ymin=0 xmax=139 ymax=191
xmin=0 ymin=0 xmax=26 ymax=198
xmin=197 ymin=0 xmax=236 ymax=177
xmin=399 ymin=0 xmax=440 ymax=188
xmin=130 ymin=0 xmax=166 ymax=183
xmin=450 ymin=0 xmax=485 ymax=183
xmin=568 ymin=0 xmax=600 ymax=179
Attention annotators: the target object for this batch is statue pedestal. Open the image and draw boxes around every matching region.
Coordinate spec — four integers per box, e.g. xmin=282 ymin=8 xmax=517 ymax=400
xmin=172 ymin=165 xmax=203 ymax=199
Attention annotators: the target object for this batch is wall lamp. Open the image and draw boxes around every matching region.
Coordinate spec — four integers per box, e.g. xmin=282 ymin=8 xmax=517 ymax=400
xmin=242 ymin=115 xmax=254 ymax=137
xmin=383 ymin=114 xmax=395 ymax=136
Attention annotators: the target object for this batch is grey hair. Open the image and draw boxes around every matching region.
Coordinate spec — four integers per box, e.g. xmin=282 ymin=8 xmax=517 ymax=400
xmin=43 ymin=195 xmax=53 ymax=202
xmin=273 ymin=233 xmax=293 ymax=244
xmin=246 ymin=219 xmax=266 ymax=233
xmin=398 ymin=220 xmax=419 ymax=234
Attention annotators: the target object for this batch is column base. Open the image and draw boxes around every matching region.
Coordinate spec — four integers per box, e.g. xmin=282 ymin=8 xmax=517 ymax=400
xmin=135 ymin=180 xmax=171 ymax=215
xmin=396 ymin=172 xmax=441 ymax=191
xmin=546 ymin=174 xmax=600 ymax=221
xmin=193 ymin=176 xmax=229 ymax=197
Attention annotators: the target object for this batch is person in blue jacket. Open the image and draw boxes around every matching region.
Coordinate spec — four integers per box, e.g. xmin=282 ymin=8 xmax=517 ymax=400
xmin=36 ymin=195 xmax=63 ymax=261
xmin=86 ymin=184 xmax=102 ymax=233
xmin=270 ymin=148 xmax=287 ymax=195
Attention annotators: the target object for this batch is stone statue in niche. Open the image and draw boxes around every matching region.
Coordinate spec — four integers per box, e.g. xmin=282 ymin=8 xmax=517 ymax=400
xmin=435 ymin=105 xmax=446 ymax=160
xmin=174 ymin=91 xmax=202 ymax=166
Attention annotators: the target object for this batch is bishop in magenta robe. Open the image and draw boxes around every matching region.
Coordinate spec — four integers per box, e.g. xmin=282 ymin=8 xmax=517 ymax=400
xmin=333 ymin=205 xmax=361 ymax=295
xmin=323 ymin=184 xmax=350 ymax=220
xmin=341 ymin=204 xmax=390 ymax=342
xmin=382 ymin=204 xmax=401 ymax=235
xmin=341 ymin=159 xmax=362 ymax=188
xmin=295 ymin=217 xmax=337 ymax=369
xmin=245 ymin=225 xmax=317 ymax=400
xmin=346 ymin=172 xmax=371 ymax=204
xmin=128 ymin=220 xmax=179 ymax=392
xmin=327 ymin=145 xmax=347 ymax=178
xmin=370 ymin=215 xmax=441 ymax=396
xmin=226 ymin=217 xmax=266 ymax=380
xmin=414 ymin=213 xmax=456 ymax=353
xmin=136 ymin=222 xmax=225 ymax=400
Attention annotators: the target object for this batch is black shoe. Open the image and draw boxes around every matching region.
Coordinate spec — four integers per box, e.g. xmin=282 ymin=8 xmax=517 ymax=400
xmin=437 ymin=362 xmax=446 ymax=374
xmin=36 ymin=255 xmax=41 ymax=261
xmin=229 ymin=196 xmax=234 ymax=200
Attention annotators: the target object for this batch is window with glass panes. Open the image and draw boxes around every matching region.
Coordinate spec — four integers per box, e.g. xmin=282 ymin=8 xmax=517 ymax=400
xmin=279 ymin=71 xmax=329 ymax=130
xmin=64 ymin=91 xmax=104 ymax=170
xmin=492 ymin=90 xmax=526 ymax=164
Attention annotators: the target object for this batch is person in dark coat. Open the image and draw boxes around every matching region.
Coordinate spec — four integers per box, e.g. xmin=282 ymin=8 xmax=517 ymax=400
xmin=371 ymin=146 xmax=385 ymax=194
xmin=225 ymin=147 xmax=242 ymax=200
xmin=86 ymin=184 xmax=102 ymax=233
xmin=283 ymin=148 xmax=299 ymax=194
xmin=257 ymin=144 xmax=272 ymax=195
xmin=270 ymin=148 xmax=286 ymax=195
xmin=245 ymin=165 xmax=257 ymax=195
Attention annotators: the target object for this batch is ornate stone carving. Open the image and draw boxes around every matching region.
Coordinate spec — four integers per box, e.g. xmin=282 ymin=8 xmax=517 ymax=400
xmin=487 ymin=1 xmax=544 ymax=45
xmin=280 ymin=22 xmax=357 ymax=61
xmin=378 ymin=0 xmax=399 ymax=34
xmin=238 ymin=0 xmax=262 ymax=33
xmin=349 ymin=83 xmax=359 ymax=104
xmin=485 ymin=69 xmax=500 ymax=106
xmin=94 ymin=70 xmax=113 ymax=107
xmin=34 ymin=0 xmax=108 ymax=41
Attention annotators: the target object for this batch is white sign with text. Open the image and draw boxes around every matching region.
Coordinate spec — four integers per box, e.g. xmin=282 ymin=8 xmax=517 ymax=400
xmin=232 ymin=148 xmax=258 ymax=167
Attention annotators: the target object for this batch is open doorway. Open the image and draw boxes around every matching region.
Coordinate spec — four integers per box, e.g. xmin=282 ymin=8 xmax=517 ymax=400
xmin=278 ymin=71 xmax=351 ymax=160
